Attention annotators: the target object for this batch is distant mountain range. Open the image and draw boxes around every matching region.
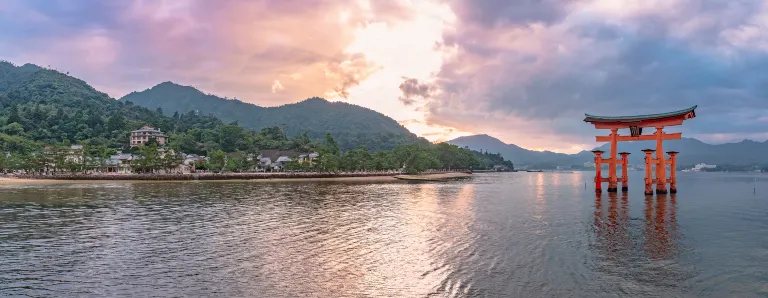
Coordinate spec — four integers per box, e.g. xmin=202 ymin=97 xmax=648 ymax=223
xmin=120 ymin=82 xmax=426 ymax=151
xmin=448 ymin=134 xmax=768 ymax=167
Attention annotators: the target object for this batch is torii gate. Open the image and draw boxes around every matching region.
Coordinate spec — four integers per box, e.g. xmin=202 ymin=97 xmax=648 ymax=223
xmin=583 ymin=106 xmax=697 ymax=195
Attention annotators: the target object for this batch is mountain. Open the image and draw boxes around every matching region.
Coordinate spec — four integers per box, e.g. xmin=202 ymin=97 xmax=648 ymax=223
xmin=0 ymin=62 xmax=42 ymax=92
xmin=449 ymin=134 xmax=768 ymax=167
xmin=449 ymin=134 xmax=580 ymax=167
xmin=120 ymin=82 xmax=426 ymax=151
xmin=0 ymin=62 xmax=262 ymax=154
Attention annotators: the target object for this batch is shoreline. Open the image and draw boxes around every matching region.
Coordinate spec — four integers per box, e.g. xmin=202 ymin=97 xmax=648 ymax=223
xmin=0 ymin=171 xmax=473 ymax=186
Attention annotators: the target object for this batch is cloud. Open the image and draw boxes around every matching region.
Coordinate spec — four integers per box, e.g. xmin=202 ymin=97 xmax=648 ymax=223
xmin=398 ymin=77 xmax=434 ymax=105
xmin=447 ymin=0 xmax=583 ymax=28
xmin=416 ymin=0 xmax=768 ymax=151
xmin=0 ymin=0 xmax=413 ymax=104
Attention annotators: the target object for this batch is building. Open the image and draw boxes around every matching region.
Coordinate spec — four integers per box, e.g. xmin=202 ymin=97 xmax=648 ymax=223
xmin=690 ymin=163 xmax=716 ymax=172
xmin=130 ymin=125 xmax=167 ymax=147
xmin=258 ymin=149 xmax=301 ymax=171
xmin=106 ymin=153 xmax=135 ymax=174
xmin=297 ymin=152 xmax=319 ymax=164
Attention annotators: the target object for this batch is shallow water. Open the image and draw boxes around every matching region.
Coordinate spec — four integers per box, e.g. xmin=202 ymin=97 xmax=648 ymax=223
xmin=1 ymin=172 xmax=767 ymax=297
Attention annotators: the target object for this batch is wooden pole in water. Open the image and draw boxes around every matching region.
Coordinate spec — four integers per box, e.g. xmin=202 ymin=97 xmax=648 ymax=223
xmin=667 ymin=151 xmax=678 ymax=193
xmin=619 ymin=152 xmax=630 ymax=192
xmin=642 ymin=149 xmax=655 ymax=195
xmin=593 ymin=150 xmax=604 ymax=193
xmin=608 ymin=129 xmax=619 ymax=192
xmin=655 ymin=127 xmax=668 ymax=194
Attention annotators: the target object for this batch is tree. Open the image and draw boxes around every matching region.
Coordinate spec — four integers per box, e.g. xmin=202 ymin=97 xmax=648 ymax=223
xmin=219 ymin=124 xmax=247 ymax=152
xmin=134 ymin=144 xmax=160 ymax=173
xmin=208 ymin=150 xmax=226 ymax=172
xmin=169 ymin=133 xmax=198 ymax=154
xmin=160 ymin=151 xmax=183 ymax=172
xmin=324 ymin=133 xmax=340 ymax=156
xmin=341 ymin=147 xmax=372 ymax=171
xmin=292 ymin=131 xmax=313 ymax=152
xmin=315 ymin=149 xmax=340 ymax=172
xmin=393 ymin=144 xmax=441 ymax=174
xmin=144 ymin=136 xmax=159 ymax=147
xmin=225 ymin=154 xmax=247 ymax=172
xmin=6 ymin=105 xmax=21 ymax=125
xmin=0 ymin=152 xmax=6 ymax=173
xmin=3 ymin=122 xmax=24 ymax=136
xmin=106 ymin=114 xmax=126 ymax=132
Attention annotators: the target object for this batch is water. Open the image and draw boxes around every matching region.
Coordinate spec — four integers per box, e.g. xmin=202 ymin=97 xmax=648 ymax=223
xmin=1 ymin=172 xmax=767 ymax=297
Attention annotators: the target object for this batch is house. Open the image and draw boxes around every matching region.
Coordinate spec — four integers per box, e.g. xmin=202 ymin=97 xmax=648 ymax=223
xmin=180 ymin=154 xmax=206 ymax=172
xmin=130 ymin=125 xmax=167 ymax=147
xmin=106 ymin=153 xmax=135 ymax=174
xmin=257 ymin=149 xmax=300 ymax=171
xmin=183 ymin=154 xmax=206 ymax=165
xmin=39 ymin=145 xmax=86 ymax=173
xmin=259 ymin=157 xmax=274 ymax=171
xmin=274 ymin=156 xmax=293 ymax=170
xmin=297 ymin=152 xmax=319 ymax=164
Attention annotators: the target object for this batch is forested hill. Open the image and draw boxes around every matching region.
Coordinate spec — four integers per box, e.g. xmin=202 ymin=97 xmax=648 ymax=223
xmin=0 ymin=61 xmax=250 ymax=153
xmin=0 ymin=61 xmax=518 ymax=173
xmin=120 ymin=82 xmax=427 ymax=151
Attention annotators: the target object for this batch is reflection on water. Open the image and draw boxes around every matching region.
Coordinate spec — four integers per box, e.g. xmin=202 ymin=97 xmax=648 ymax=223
xmin=1 ymin=173 xmax=768 ymax=297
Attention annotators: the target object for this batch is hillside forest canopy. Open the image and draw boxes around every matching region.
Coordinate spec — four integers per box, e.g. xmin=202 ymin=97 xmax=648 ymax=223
xmin=0 ymin=61 xmax=514 ymax=174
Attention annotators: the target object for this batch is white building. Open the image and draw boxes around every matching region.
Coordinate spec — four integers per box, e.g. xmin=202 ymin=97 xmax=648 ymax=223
xmin=691 ymin=163 xmax=716 ymax=172
xmin=130 ymin=125 xmax=167 ymax=147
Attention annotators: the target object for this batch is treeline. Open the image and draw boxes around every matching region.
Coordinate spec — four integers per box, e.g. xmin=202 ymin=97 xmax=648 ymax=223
xmin=282 ymin=141 xmax=510 ymax=174
xmin=697 ymin=164 xmax=768 ymax=172
xmin=193 ymin=133 xmax=512 ymax=174
xmin=0 ymin=61 xmax=515 ymax=174
xmin=0 ymin=131 xmax=514 ymax=175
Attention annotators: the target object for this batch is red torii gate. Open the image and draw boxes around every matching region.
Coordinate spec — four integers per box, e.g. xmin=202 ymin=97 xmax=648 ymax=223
xmin=583 ymin=106 xmax=697 ymax=195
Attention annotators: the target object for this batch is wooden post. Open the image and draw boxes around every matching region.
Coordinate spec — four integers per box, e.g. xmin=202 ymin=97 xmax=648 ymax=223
xmin=619 ymin=152 xmax=630 ymax=192
xmin=608 ymin=129 xmax=618 ymax=192
xmin=642 ymin=149 xmax=655 ymax=195
xmin=592 ymin=150 xmax=604 ymax=193
xmin=654 ymin=127 xmax=668 ymax=194
xmin=667 ymin=151 xmax=678 ymax=193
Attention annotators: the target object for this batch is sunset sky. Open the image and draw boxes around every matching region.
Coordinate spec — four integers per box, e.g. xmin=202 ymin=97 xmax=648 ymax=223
xmin=2 ymin=0 xmax=768 ymax=153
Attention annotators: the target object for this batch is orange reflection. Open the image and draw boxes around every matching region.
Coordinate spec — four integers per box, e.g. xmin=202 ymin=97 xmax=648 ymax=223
xmin=645 ymin=194 xmax=678 ymax=260
xmin=533 ymin=173 xmax=547 ymax=224
xmin=594 ymin=192 xmax=678 ymax=261
xmin=593 ymin=192 xmax=631 ymax=258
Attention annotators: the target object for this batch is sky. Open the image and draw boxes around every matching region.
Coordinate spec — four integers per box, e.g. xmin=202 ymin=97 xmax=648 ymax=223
xmin=2 ymin=0 xmax=768 ymax=153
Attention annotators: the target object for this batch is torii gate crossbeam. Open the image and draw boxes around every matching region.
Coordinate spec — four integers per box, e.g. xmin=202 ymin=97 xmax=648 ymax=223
xmin=584 ymin=106 xmax=697 ymax=195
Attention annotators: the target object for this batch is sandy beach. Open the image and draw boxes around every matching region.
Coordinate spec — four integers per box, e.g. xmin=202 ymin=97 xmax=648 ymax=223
xmin=0 ymin=172 xmax=472 ymax=186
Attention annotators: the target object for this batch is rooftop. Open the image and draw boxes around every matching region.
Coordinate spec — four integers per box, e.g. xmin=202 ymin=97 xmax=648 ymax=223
xmin=584 ymin=106 xmax=697 ymax=123
xmin=132 ymin=125 xmax=164 ymax=133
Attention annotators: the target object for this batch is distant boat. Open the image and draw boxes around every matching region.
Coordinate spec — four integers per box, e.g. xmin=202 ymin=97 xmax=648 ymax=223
xmin=526 ymin=170 xmax=543 ymax=173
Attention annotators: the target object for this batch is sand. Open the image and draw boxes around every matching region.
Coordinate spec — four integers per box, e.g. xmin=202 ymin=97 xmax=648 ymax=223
xmin=0 ymin=172 xmax=472 ymax=187
xmin=393 ymin=172 xmax=473 ymax=181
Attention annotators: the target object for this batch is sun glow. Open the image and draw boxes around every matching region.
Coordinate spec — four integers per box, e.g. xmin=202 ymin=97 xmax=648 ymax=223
xmin=325 ymin=0 xmax=461 ymax=142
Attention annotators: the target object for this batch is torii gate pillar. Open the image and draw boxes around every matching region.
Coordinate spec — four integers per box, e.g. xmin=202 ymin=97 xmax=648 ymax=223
xmin=584 ymin=106 xmax=696 ymax=195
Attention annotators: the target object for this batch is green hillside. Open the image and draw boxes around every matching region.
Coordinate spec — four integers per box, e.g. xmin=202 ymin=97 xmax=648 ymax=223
xmin=0 ymin=61 xmax=516 ymax=174
xmin=120 ymin=82 xmax=427 ymax=151
xmin=0 ymin=62 xmax=257 ymax=154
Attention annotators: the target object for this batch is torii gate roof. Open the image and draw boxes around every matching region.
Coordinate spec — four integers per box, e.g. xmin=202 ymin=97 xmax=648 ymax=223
xmin=584 ymin=106 xmax=697 ymax=124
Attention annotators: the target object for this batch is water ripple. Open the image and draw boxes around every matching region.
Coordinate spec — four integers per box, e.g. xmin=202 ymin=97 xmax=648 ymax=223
xmin=1 ymin=173 xmax=768 ymax=297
